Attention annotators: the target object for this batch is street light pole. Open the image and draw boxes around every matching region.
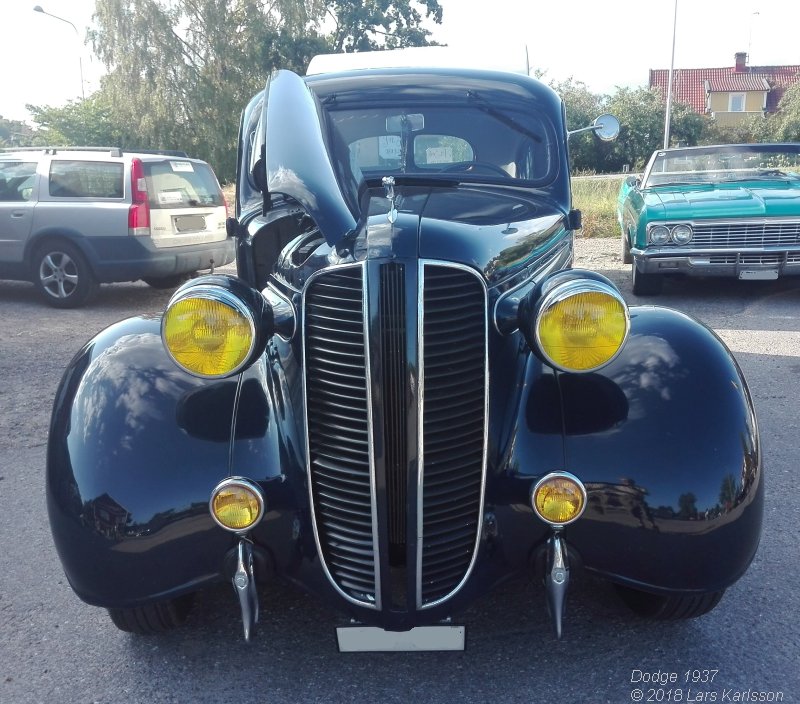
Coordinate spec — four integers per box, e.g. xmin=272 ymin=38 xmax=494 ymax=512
xmin=663 ymin=0 xmax=678 ymax=149
xmin=33 ymin=5 xmax=86 ymax=102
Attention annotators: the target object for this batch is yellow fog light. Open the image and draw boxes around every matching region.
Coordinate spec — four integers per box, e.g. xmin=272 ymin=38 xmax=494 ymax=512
xmin=531 ymin=472 xmax=587 ymax=526
xmin=535 ymin=280 xmax=629 ymax=372
xmin=162 ymin=286 xmax=256 ymax=378
xmin=210 ymin=478 xmax=265 ymax=532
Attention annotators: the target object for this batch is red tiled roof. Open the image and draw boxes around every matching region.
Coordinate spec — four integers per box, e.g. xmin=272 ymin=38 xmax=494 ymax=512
xmin=649 ymin=64 xmax=800 ymax=113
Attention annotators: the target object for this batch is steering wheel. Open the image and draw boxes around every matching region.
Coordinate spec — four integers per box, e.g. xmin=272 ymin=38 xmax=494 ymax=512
xmin=442 ymin=161 xmax=509 ymax=177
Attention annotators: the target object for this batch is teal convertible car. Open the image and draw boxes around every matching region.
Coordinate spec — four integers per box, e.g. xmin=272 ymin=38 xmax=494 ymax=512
xmin=618 ymin=143 xmax=800 ymax=295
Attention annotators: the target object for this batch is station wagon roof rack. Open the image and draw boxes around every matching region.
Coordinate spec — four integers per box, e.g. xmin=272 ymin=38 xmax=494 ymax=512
xmin=1 ymin=146 xmax=190 ymax=158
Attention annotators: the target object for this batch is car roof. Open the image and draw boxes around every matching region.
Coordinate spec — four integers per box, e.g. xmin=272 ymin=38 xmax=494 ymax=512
xmin=0 ymin=148 xmax=204 ymax=163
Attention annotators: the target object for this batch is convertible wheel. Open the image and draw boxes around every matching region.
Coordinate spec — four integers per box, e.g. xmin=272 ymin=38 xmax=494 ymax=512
xmin=631 ymin=261 xmax=663 ymax=296
xmin=615 ymin=585 xmax=725 ymax=620
xmin=33 ymin=241 xmax=98 ymax=308
xmin=107 ymin=594 xmax=195 ymax=634
xmin=621 ymin=231 xmax=633 ymax=265
xmin=142 ymin=272 xmax=195 ymax=289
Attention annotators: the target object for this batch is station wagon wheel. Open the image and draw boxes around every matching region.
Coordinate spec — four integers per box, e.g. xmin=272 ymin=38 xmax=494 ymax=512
xmin=107 ymin=594 xmax=195 ymax=634
xmin=32 ymin=241 xmax=98 ymax=308
xmin=631 ymin=261 xmax=662 ymax=296
xmin=615 ymin=584 xmax=725 ymax=620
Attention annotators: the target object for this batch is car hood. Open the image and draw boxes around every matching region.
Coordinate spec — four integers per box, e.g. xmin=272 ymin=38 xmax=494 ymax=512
xmin=359 ymin=186 xmax=567 ymax=287
xmin=643 ymin=182 xmax=800 ymax=220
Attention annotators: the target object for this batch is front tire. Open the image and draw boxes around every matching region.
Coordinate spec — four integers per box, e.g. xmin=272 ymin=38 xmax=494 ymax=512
xmin=32 ymin=240 xmax=98 ymax=308
xmin=107 ymin=594 xmax=195 ymax=634
xmin=621 ymin=230 xmax=633 ymax=265
xmin=631 ymin=261 xmax=663 ymax=296
xmin=615 ymin=584 xmax=725 ymax=620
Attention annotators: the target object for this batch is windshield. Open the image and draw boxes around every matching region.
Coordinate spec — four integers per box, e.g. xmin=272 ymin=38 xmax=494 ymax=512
xmin=325 ymin=105 xmax=555 ymax=187
xmin=644 ymin=144 xmax=800 ymax=187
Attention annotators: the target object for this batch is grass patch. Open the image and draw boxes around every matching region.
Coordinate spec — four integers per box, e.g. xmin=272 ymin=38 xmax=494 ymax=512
xmin=571 ymin=175 xmax=624 ymax=238
xmin=224 ymin=177 xmax=624 ymax=239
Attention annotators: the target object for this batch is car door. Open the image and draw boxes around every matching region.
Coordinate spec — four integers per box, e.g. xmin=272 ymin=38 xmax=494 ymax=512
xmin=0 ymin=160 xmax=38 ymax=264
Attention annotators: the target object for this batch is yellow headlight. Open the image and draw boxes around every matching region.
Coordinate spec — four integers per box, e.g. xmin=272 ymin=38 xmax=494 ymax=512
xmin=163 ymin=289 xmax=255 ymax=377
xmin=210 ymin=478 xmax=264 ymax=532
xmin=535 ymin=281 xmax=629 ymax=372
xmin=532 ymin=472 xmax=586 ymax=526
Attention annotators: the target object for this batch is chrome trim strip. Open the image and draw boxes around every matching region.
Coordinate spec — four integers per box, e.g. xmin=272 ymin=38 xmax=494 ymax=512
xmin=301 ymin=262 xmax=381 ymax=610
xmin=633 ymin=245 xmax=800 ymax=258
xmin=417 ymin=260 xmax=490 ymax=610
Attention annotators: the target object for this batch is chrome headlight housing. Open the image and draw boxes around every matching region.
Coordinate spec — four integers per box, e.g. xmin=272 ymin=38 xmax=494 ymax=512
xmin=519 ymin=270 xmax=630 ymax=373
xmin=648 ymin=224 xmax=670 ymax=245
xmin=162 ymin=275 xmax=273 ymax=378
xmin=671 ymin=223 xmax=693 ymax=245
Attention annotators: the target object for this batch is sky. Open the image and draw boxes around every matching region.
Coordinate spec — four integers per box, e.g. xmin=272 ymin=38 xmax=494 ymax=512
xmin=1 ymin=0 xmax=799 ymax=124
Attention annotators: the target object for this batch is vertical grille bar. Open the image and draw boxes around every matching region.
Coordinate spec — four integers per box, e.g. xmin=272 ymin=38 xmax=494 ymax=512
xmin=380 ymin=263 xmax=408 ymax=560
xmin=418 ymin=263 xmax=488 ymax=607
xmin=304 ymin=265 xmax=379 ymax=607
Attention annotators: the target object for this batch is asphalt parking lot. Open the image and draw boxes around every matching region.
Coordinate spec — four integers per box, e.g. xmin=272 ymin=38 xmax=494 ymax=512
xmin=1 ymin=238 xmax=798 ymax=704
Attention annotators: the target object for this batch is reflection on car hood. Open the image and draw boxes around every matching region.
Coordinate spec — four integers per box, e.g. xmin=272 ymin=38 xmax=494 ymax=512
xmin=359 ymin=186 xmax=566 ymax=287
xmin=644 ymin=182 xmax=800 ymax=220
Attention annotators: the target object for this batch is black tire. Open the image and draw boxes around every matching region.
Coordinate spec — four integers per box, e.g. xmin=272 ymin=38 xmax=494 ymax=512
xmin=32 ymin=240 xmax=98 ymax=308
xmin=107 ymin=594 xmax=195 ymax=634
xmin=631 ymin=261 xmax=663 ymax=296
xmin=142 ymin=272 xmax=195 ymax=289
xmin=615 ymin=584 xmax=725 ymax=620
xmin=621 ymin=230 xmax=633 ymax=265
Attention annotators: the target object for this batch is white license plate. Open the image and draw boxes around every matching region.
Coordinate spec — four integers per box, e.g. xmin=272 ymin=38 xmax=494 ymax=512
xmin=739 ymin=270 xmax=779 ymax=280
xmin=336 ymin=625 xmax=465 ymax=652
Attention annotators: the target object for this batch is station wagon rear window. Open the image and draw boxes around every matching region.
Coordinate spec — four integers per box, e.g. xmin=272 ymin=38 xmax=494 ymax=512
xmin=49 ymin=161 xmax=124 ymax=198
xmin=327 ymin=105 xmax=554 ymax=185
xmin=144 ymin=161 xmax=224 ymax=209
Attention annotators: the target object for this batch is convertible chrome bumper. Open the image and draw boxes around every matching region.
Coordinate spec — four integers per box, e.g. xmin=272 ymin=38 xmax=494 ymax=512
xmin=632 ymin=246 xmax=800 ymax=278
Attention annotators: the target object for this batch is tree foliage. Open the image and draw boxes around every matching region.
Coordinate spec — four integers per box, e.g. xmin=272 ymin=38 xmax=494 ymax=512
xmin=325 ymin=1 xmax=442 ymax=52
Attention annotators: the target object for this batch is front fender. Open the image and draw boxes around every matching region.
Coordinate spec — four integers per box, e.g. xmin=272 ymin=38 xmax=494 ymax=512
xmin=559 ymin=306 xmax=762 ymax=593
xmin=46 ymin=316 xmax=303 ymax=608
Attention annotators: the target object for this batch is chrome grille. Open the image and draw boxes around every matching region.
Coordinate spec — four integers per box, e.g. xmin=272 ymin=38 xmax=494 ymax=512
xmin=304 ymin=266 xmax=378 ymax=607
xmin=691 ymin=220 xmax=800 ymax=249
xmin=304 ymin=262 xmax=488 ymax=612
xmin=419 ymin=264 xmax=487 ymax=607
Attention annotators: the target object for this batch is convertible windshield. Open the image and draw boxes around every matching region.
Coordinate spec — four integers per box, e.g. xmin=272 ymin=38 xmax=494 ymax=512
xmin=325 ymin=105 xmax=555 ymax=186
xmin=644 ymin=144 xmax=800 ymax=187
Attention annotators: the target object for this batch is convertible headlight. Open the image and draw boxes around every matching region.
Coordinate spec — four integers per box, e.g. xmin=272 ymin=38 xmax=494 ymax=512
xmin=210 ymin=478 xmax=265 ymax=532
xmin=671 ymin=224 xmax=693 ymax=245
xmin=162 ymin=277 xmax=271 ymax=378
xmin=648 ymin=225 xmax=670 ymax=245
xmin=531 ymin=472 xmax=587 ymax=526
xmin=534 ymin=278 xmax=629 ymax=373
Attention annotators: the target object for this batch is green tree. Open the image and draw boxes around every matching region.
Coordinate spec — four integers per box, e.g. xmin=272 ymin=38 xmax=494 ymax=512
xmin=26 ymin=95 xmax=131 ymax=147
xmin=767 ymin=82 xmax=800 ymax=142
xmin=550 ymin=78 xmax=606 ymax=173
xmin=325 ymin=1 xmax=443 ymax=52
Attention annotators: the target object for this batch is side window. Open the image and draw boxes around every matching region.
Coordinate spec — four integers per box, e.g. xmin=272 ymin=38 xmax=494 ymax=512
xmin=413 ymin=135 xmax=474 ymax=166
xmin=49 ymin=161 xmax=124 ymax=198
xmin=0 ymin=161 xmax=37 ymax=202
xmin=729 ymin=93 xmax=746 ymax=112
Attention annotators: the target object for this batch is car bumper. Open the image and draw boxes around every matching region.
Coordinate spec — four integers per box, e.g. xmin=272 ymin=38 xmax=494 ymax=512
xmin=83 ymin=236 xmax=236 ymax=283
xmin=631 ymin=246 xmax=800 ymax=278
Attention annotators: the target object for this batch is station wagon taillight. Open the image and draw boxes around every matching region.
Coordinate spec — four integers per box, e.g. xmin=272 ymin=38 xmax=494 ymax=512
xmin=128 ymin=158 xmax=151 ymax=236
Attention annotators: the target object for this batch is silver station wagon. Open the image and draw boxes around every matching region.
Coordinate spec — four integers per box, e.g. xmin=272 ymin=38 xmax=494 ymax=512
xmin=0 ymin=147 xmax=235 ymax=307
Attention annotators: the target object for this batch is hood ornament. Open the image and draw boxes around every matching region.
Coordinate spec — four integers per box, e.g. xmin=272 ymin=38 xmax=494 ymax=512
xmin=382 ymin=176 xmax=398 ymax=224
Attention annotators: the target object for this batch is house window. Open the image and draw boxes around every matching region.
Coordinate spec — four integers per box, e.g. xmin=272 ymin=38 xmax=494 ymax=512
xmin=729 ymin=93 xmax=746 ymax=112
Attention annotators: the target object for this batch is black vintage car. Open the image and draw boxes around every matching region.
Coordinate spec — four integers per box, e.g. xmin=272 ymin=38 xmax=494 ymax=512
xmin=47 ymin=57 xmax=763 ymax=651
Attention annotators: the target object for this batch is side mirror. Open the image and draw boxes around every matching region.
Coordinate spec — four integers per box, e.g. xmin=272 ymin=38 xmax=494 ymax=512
xmin=568 ymin=114 xmax=620 ymax=141
xmin=624 ymin=175 xmax=640 ymax=188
